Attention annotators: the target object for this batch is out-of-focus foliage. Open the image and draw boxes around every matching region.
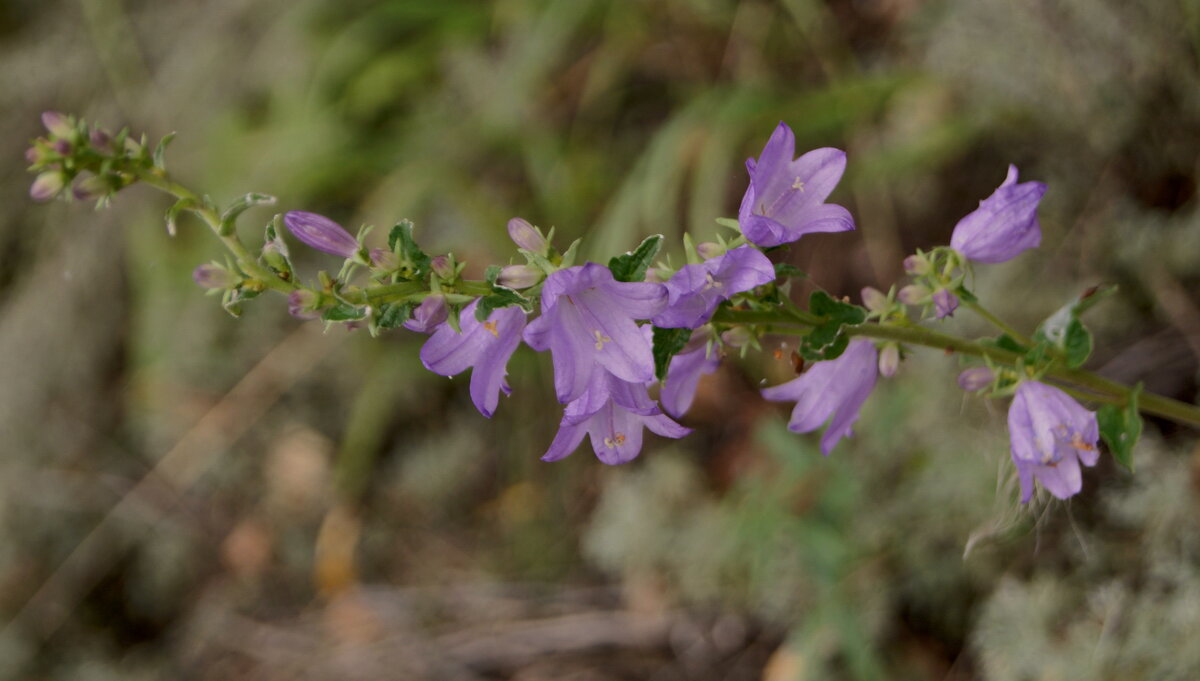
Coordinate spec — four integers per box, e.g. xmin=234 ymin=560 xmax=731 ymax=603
xmin=1 ymin=0 xmax=1199 ymax=679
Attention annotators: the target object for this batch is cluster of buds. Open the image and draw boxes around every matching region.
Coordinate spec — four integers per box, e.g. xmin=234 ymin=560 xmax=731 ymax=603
xmin=26 ymin=111 xmax=157 ymax=206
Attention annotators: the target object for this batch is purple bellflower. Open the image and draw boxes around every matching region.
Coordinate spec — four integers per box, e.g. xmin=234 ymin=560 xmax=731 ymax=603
xmin=652 ymin=246 xmax=775 ymax=329
xmin=283 ymin=211 xmax=361 ymax=259
xmin=660 ymin=333 xmax=720 ymax=419
xmin=738 ymin=122 xmax=855 ymax=248
xmin=420 ymin=299 xmax=526 ymax=418
xmin=761 ymin=338 xmax=878 ymax=455
xmin=542 ymin=371 xmax=690 ymax=465
xmin=949 ymin=165 xmax=1047 ymax=264
xmin=1007 ymin=381 xmax=1100 ymax=502
xmin=523 ymin=263 xmax=667 ymax=404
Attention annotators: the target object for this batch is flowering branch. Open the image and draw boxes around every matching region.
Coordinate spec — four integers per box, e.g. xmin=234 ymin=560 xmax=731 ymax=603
xmin=26 ymin=113 xmax=1192 ymax=502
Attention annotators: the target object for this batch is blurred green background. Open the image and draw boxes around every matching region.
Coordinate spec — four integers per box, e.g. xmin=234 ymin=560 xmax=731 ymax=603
xmin=2 ymin=0 xmax=1200 ymax=679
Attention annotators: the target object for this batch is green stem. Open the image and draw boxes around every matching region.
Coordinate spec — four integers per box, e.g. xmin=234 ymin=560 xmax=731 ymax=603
xmin=138 ymin=171 xmax=294 ymax=294
xmin=713 ymin=307 xmax=1200 ymax=428
xmin=962 ymin=298 xmax=1035 ymax=348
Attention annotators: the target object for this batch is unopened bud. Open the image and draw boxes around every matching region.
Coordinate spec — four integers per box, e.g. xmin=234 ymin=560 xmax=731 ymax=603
xmin=41 ymin=111 xmax=73 ymax=138
xmin=903 ymin=254 xmax=931 ymax=275
xmin=261 ymin=241 xmax=292 ymax=274
xmin=878 ymin=343 xmax=900 ymax=378
xmin=287 ymin=289 xmax=322 ymax=320
xmin=897 ymin=284 xmax=929 ymax=305
xmin=29 ymin=171 xmax=65 ymax=201
xmin=430 ymin=255 xmax=455 ymax=280
xmin=404 ymin=295 xmax=448 ymax=333
xmin=932 ymin=288 xmax=959 ymax=319
xmin=283 ymin=211 xmax=361 ymax=259
xmin=52 ymin=139 xmax=72 ymax=156
xmin=369 ymin=248 xmax=397 ymax=270
xmin=71 ymin=174 xmax=109 ymax=201
xmin=192 ymin=263 xmax=238 ymax=290
xmin=861 ymin=286 xmax=888 ymax=312
xmin=957 ymin=367 xmax=994 ymax=392
xmin=507 ymin=217 xmax=546 ymax=253
xmin=720 ymin=327 xmax=753 ymax=348
xmin=497 ymin=264 xmax=540 ymax=289
xmin=24 ymin=147 xmax=39 ymax=164
xmin=696 ymin=241 xmax=724 ymax=260
xmin=89 ymin=128 xmax=111 ymax=149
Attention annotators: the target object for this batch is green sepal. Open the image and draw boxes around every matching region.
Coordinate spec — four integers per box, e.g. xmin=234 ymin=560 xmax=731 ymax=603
xmin=375 ymin=301 xmax=416 ymax=329
xmin=773 ymin=263 xmax=806 ymax=280
xmin=798 ymin=291 xmax=867 ymax=361
xmin=387 ymin=220 xmax=431 ymax=279
xmin=221 ymin=286 xmax=261 ymax=318
xmin=1098 ymin=383 xmax=1143 ymax=472
xmin=559 ymin=238 xmax=583 ymax=268
xmin=715 ymin=217 xmax=741 ymax=231
xmin=652 ymin=326 xmax=693 ymax=381
xmin=608 ymin=234 xmax=663 ymax=283
xmin=322 ymin=302 xmax=368 ymax=322
xmin=475 ymin=270 xmax=532 ymax=321
xmin=954 ymin=285 xmax=978 ymax=304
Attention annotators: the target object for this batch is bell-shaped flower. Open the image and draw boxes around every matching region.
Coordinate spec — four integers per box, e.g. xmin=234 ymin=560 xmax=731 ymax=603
xmin=738 ymin=122 xmax=855 ymax=247
xmin=420 ymin=299 xmax=526 ymax=418
xmin=283 ymin=211 xmax=362 ymax=259
xmin=652 ymin=246 xmax=775 ymax=329
xmin=761 ymin=338 xmax=877 ymax=455
xmin=523 ymin=263 xmax=667 ymax=403
xmin=542 ymin=372 xmax=690 ymax=465
xmin=1007 ymin=381 xmax=1100 ymax=502
xmin=660 ymin=332 xmax=720 ymax=419
xmin=949 ymin=165 xmax=1047 ymax=264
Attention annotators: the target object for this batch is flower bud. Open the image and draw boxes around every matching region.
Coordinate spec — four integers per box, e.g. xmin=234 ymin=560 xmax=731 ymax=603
xmin=507 ymin=217 xmax=546 ymax=253
xmin=52 ymin=139 xmax=72 ymax=157
xmin=24 ymin=147 xmax=39 ymax=164
xmin=192 ymin=263 xmax=238 ymax=290
xmin=932 ymin=288 xmax=959 ymax=319
xmin=261 ymin=241 xmax=292 ymax=275
xmin=878 ymin=343 xmax=900 ymax=378
xmin=696 ymin=241 xmax=725 ymax=260
xmin=369 ymin=248 xmax=397 ymax=270
xmin=41 ymin=111 xmax=73 ymax=138
xmin=287 ymin=289 xmax=322 ymax=320
xmin=957 ymin=367 xmax=994 ymax=392
xmin=897 ymin=284 xmax=929 ymax=305
xmin=903 ymin=253 xmax=931 ymax=275
xmin=29 ymin=171 xmax=65 ymax=201
xmin=720 ymin=326 xmax=753 ymax=348
xmin=403 ymin=295 xmax=448 ymax=333
xmin=861 ymin=286 xmax=888 ymax=312
xmin=89 ymin=128 xmax=112 ymax=150
xmin=283 ymin=211 xmax=361 ymax=259
xmin=497 ymin=264 xmax=540 ymax=289
xmin=430 ymin=255 xmax=455 ymax=280
xmin=71 ymin=174 xmax=109 ymax=201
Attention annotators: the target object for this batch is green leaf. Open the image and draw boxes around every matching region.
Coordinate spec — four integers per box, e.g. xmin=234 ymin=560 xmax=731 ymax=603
xmin=475 ymin=285 xmax=530 ymax=321
xmin=799 ymin=291 xmax=867 ymax=361
xmin=1098 ymin=383 xmax=1143 ymax=472
xmin=652 ymin=326 xmax=693 ymax=381
xmin=1062 ymin=318 xmax=1093 ymax=369
xmin=322 ymin=303 xmax=368 ymax=322
xmin=773 ymin=263 xmax=806 ymax=280
xmin=375 ymin=302 xmax=415 ymax=329
xmin=219 ymin=193 xmax=276 ymax=234
xmin=153 ymin=131 xmax=176 ymax=169
xmin=608 ymin=235 xmax=663 ymax=283
xmin=954 ymin=285 xmax=978 ymax=304
xmin=986 ymin=333 xmax=1028 ymax=354
xmin=164 ymin=197 xmax=194 ymax=237
xmin=387 ymin=220 xmax=431 ymax=278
